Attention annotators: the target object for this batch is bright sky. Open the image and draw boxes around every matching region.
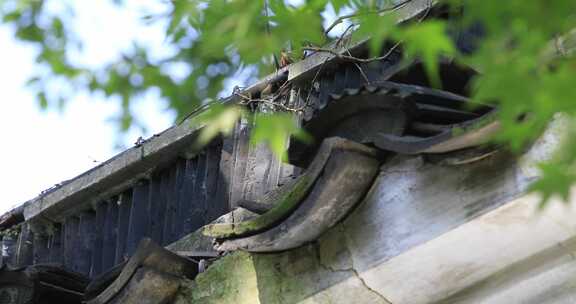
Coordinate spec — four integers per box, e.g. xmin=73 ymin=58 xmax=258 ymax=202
xmin=0 ymin=1 xmax=175 ymax=213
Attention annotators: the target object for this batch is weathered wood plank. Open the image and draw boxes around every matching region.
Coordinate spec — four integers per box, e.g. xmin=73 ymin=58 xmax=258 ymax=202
xmin=205 ymin=140 xmax=226 ymax=223
xmin=317 ymin=73 xmax=333 ymax=109
xmin=63 ymin=216 xmax=80 ymax=272
xmin=242 ymin=144 xmax=269 ymax=203
xmin=92 ymin=202 xmax=107 ymax=276
xmin=148 ymin=173 xmax=166 ymax=245
xmin=229 ymin=120 xmax=251 ymax=207
xmin=115 ymin=192 xmax=133 ymax=264
xmin=126 ymin=180 xmax=151 ymax=257
xmin=173 ymin=159 xmax=187 ymax=237
xmin=48 ymin=224 xmax=64 ymax=265
xmin=186 ymin=152 xmax=208 ymax=235
xmin=180 ymin=157 xmax=198 ymax=234
xmin=78 ymin=211 xmax=96 ymax=275
xmin=101 ymin=200 xmax=119 ymax=271
xmin=32 ymin=233 xmax=49 ymax=265
xmin=1 ymin=233 xmax=18 ymax=266
xmin=162 ymin=165 xmax=179 ymax=244
xmin=214 ymin=136 xmax=233 ymax=217
xmin=15 ymin=222 xmax=33 ymax=267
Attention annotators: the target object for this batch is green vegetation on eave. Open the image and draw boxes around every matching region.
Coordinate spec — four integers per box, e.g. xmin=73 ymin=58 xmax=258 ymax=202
xmin=202 ymin=174 xmax=313 ymax=239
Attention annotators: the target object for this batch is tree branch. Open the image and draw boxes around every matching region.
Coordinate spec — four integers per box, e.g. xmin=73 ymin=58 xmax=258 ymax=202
xmin=301 ymin=42 xmax=402 ymax=64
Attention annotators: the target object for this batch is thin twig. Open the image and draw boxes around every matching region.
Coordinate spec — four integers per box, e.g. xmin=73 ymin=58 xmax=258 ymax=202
xmin=339 ymin=24 xmax=371 ymax=84
xmin=334 ymin=24 xmax=357 ymax=48
xmin=302 ymin=24 xmax=356 ymax=105
xmin=304 ymin=58 xmax=329 ymax=106
xmin=345 ymin=45 xmax=371 ymax=84
xmin=318 ymin=0 xmax=427 ymax=72
xmin=302 ymin=41 xmax=401 ymax=64
xmin=304 ymin=28 xmax=402 ymax=102
xmin=276 ymin=79 xmax=292 ymax=97
xmin=354 ymin=62 xmax=371 ymax=84
xmin=324 ymin=0 xmax=413 ymax=36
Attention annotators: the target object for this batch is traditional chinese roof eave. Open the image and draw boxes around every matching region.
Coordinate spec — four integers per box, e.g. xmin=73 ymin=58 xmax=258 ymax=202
xmin=0 ymin=0 xmax=436 ymax=229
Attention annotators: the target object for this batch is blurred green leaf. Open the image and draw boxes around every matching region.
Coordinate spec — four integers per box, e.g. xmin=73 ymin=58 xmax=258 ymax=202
xmin=52 ymin=17 xmax=64 ymax=39
xmin=354 ymin=10 xmax=396 ymax=56
xmin=251 ymin=112 xmax=311 ymax=162
xmin=530 ymin=163 xmax=576 ymax=209
xmin=398 ymin=21 xmax=456 ymax=88
xmin=2 ymin=11 xmax=21 ymax=22
xmin=37 ymin=92 xmax=48 ymax=110
xmin=192 ymin=103 xmax=245 ymax=146
xmin=331 ymin=0 xmax=349 ymax=13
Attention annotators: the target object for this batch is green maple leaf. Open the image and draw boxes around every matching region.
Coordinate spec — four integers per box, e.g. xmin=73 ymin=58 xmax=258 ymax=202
xmin=191 ymin=103 xmax=245 ymax=146
xmin=354 ymin=10 xmax=397 ymax=56
xmin=251 ymin=112 xmax=312 ymax=162
xmin=529 ymin=163 xmax=576 ymax=209
xmin=397 ymin=21 xmax=456 ymax=88
xmin=331 ymin=0 xmax=349 ymax=13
